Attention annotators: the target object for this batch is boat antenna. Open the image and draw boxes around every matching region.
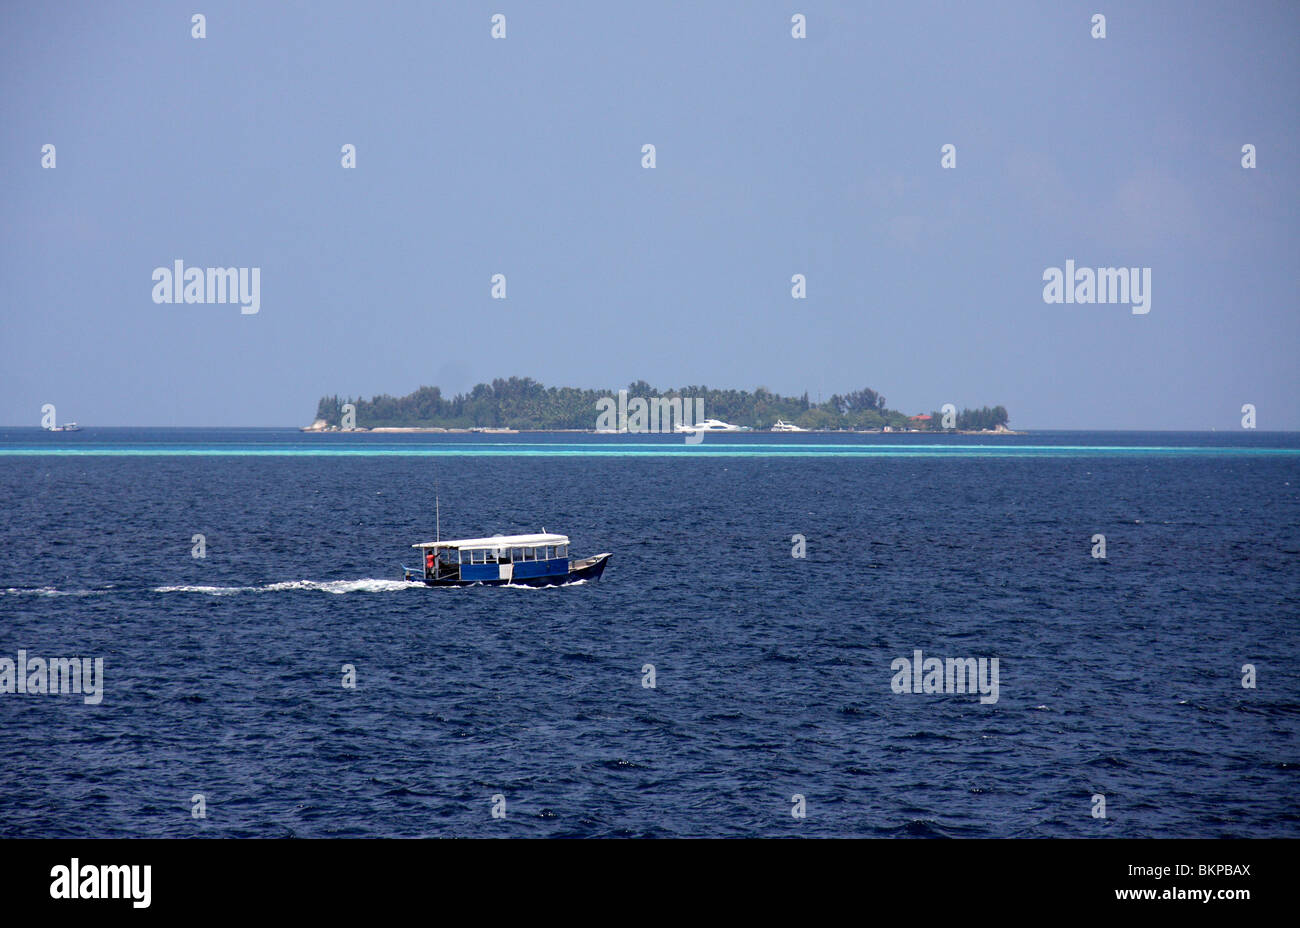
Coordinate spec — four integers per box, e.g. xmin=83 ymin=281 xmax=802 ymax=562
xmin=435 ymin=478 xmax=440 ymax=544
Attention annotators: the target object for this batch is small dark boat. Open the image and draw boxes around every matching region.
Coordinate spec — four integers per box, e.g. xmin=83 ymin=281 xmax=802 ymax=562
xmin=403 ymin=533 xmax=610 ymax=587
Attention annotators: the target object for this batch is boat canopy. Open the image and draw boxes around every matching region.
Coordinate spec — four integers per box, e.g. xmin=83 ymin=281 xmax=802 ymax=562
xmin=412 ymin=533 xmax=569 ymax=550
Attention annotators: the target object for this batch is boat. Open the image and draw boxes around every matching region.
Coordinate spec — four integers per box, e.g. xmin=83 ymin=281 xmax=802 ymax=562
xmin=771 ymin=419 xmax=807 ymax=432
xmin=674 ymin=418 xmax=745 ymax=433
xmin=403 ymin=533 xmax=610 ymax=587
xmin=47 ymin=422 xmax=81 ymax=432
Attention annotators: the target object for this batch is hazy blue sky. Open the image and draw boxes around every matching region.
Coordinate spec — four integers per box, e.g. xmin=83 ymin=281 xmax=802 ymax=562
xmin=2 ymin=1 xmax=1297 ymax=428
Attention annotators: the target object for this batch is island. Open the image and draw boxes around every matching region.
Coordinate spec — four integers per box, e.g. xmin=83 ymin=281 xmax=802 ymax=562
xmin=305 ymin=378 xmax=1013 ymax=433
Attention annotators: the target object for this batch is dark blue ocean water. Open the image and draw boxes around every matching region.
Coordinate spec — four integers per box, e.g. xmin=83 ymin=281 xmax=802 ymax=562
xmin=1 ymin=429 xmax=1297 ymax=837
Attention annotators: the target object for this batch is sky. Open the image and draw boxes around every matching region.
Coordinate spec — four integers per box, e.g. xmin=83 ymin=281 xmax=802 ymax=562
xmin=1 ymin=0 xmax=1297 ymax=429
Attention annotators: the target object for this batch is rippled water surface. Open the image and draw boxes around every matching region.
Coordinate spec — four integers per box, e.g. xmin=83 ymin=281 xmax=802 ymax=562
xmin=1 ymin=429 xmax=1297 ymax=837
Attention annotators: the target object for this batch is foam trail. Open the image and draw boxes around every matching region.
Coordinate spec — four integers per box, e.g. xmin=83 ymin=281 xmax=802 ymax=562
xmin=153 ymin=579 xmax=423 ymax=595
xmin=503 ymin=579 xmax=587 ymax=589
xmin=8 ymin=578 xmax=585 ymax=597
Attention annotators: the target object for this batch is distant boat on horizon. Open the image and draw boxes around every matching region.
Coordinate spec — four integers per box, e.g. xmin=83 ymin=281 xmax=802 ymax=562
xmin=46 ymin=422 xmax=81 ymax=432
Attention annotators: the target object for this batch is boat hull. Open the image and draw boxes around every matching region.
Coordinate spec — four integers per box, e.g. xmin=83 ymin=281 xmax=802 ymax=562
xmin=407 ymin=553 xmax=610 ymax=588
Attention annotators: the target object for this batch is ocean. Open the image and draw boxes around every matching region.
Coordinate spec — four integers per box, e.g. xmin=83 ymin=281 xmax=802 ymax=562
xmin=1 ymin=428 xmax=1297 ymax=837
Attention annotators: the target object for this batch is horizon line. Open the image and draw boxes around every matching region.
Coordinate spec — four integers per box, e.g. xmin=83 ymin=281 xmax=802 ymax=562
xmin=1 ymin=425 xmax=1297 ymax=434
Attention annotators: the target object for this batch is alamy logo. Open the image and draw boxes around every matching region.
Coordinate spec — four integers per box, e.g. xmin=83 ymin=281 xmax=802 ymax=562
xmin=152 ymin=260 xmax=260 ymax=314
xmin=1042 ymin=260 xmax=1150 ymax=315
xmin=50 ymin=858 xmax=150 ymax=908
xmin=0 ymin=650 xmax=103 ymax=704
xmin=595 ymin=389 xmax=706 ymax=444
xmin=890 ymin=649 xmax=999 ymax=704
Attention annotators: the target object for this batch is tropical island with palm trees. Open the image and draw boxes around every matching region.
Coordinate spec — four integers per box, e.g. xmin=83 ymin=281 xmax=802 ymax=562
xmin=306 ymin=378 xmax=1013 ymax=433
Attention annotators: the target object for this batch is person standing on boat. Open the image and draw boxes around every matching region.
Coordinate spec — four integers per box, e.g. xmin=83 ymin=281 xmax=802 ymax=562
xmin=425 ymin=550 xmax=435 ymax=576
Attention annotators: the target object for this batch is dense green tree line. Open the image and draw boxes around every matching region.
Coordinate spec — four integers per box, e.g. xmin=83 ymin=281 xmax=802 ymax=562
xmin=929 ymin=405 xmax=1011 ymax=431
xmin=314 ymin=378 xmax=1010 ymax=431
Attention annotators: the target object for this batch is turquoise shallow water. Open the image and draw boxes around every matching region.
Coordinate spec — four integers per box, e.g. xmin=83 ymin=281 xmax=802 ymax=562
xmin=2 ymin=428 xmax=1298 ymax=457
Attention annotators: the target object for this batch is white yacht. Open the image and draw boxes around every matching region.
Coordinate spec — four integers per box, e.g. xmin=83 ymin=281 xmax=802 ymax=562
xmin=771 ymin=419 xmax=807 ymax=432
xmin=674 ymin=418 xmax=745 ymax=433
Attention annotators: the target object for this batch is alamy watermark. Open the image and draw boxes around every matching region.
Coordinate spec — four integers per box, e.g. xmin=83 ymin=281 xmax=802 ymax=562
xmin=890 ymin=649 xmax=999 ymax=704
xmin=1042 ymin=260 xmax=1150 ymax=315
xmin=1 ymin=650 xmax=103 ymax=704
xmin=152 ymin=260 xmax=260 ymax=314
xmin=596 ymin=389 xmax=706 ymax=444
xmin=50 ymin=859 xmax=150 ymax=908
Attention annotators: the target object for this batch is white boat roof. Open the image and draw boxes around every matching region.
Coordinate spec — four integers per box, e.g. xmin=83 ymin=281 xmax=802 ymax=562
xmin=412 ymin=533 xmax=569 ymax=550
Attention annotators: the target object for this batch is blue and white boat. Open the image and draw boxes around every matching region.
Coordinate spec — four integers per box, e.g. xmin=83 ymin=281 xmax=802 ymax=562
xmin=403 ymin=533 xmax=610 ymax=587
